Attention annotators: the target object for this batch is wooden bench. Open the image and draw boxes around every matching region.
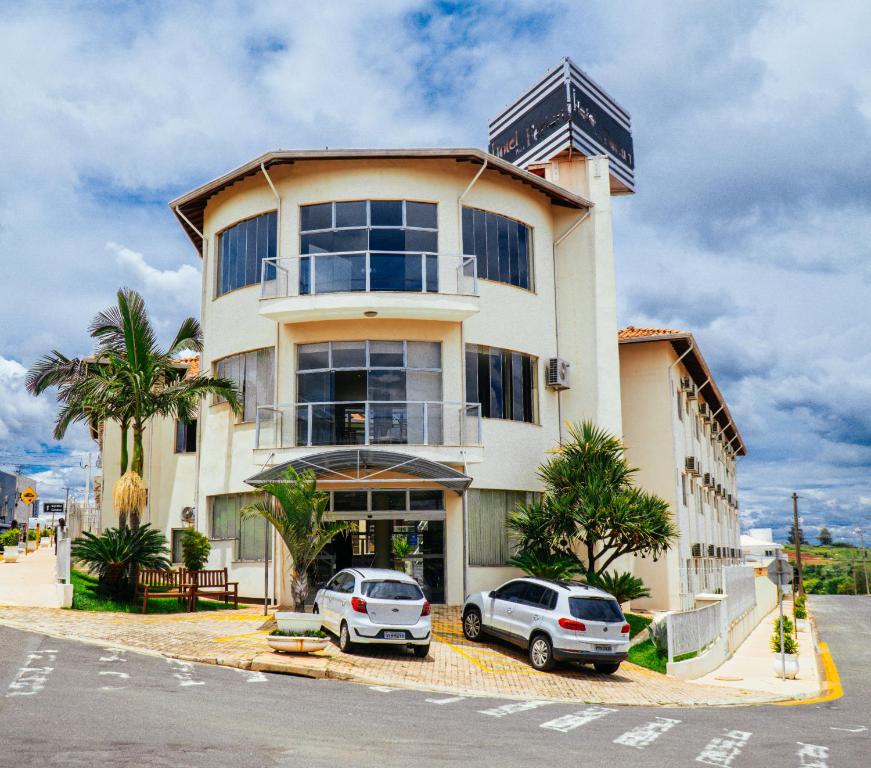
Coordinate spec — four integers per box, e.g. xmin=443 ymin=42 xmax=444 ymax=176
xmin=137 ymin=569 xmax=194 ymax=614
xmin=185 ymin=568 xmax=239 ymax=610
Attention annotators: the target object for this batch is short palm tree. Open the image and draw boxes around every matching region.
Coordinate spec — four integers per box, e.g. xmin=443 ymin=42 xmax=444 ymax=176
xmin=71 ymin=525 xmax=171 ymax=599
xmin=27 ymin=288 xmax=242 ymax=527
xmin=242 ymin=467 xmax=350 ymax=611
xmin=586 ymin=571 xmax=651 ymax=604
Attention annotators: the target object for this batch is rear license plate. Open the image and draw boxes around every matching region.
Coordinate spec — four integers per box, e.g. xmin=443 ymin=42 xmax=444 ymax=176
xmin=596 ymin=645 xmax=613 ymax=653
xmin=383 ymin=632 xmax=406 ymax=640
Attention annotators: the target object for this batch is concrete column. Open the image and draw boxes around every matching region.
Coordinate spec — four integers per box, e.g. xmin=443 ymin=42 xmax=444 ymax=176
xmin=373 ymin=520 xmax=393 ymax=568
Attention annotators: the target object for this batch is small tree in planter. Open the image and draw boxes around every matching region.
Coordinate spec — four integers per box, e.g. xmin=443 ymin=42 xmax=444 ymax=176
xmin=180 ymin=529 xmax=211 ymax=573
xmin=1 ymin=529 xmax=22 ymax=562
xmin=771 ymin=615 xmax=799 ymax=678
xmin=241 ymin=467 xmax=350 ymax=616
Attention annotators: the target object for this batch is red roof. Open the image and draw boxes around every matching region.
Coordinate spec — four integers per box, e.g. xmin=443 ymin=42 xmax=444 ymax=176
xmin=618 ymin=326 xmax=687 ymax=340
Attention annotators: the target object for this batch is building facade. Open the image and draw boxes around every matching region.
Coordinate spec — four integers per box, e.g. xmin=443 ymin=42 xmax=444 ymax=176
xmin=0 ymin=470 xmax=37 ymax=531
xmin=100 ymin=148 xmax=624 ymax=604
xmin=618 ymin=327 xmax=746 ymax=612
xmin=741 ymin=528 xmax=782 ymax=566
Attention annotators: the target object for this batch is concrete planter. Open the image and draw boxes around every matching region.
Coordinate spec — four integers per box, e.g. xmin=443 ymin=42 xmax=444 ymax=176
xmin=796 ymin=619 xmax=810 ymax=633
xmin=267 ymin=635 xmax=329 ymax=654
xmin=773 ymin=653 xmax=800 ymax=679
xmin=2 ymin=546 xmax=19 ymax=563
xmin=275 ymin=612 xmax=323 ymax=634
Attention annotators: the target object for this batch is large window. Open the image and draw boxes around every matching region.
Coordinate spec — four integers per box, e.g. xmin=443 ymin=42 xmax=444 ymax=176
xmin=465 ymin=344 xmax=538 ymax=423
xmin=174 ymin=419 xmax=197 ymax=453
xmin=299 ymin=200 xmax=438 ymax=293
xmin=296 ymin=340 xmax=442 ymax=446
xmin=214 ymin=348 xmax=274 ymax=422
xmin=217 ymin=211 xmax=277 ymax=296
xmin=461 ymin=207 xmax=532 ymax=290
xmin=210 ymin=493 xmax=272 ymax=561
xmin=467 ymin=489 xmax=538 ymax=566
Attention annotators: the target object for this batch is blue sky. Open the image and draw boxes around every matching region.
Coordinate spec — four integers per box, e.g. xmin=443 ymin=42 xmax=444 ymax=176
xmin=0 ymin=1 xmax=869 ymax=543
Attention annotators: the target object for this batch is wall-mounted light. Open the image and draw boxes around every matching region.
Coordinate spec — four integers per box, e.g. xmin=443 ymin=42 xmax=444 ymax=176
xmin=364 ymin=311 xmax=378 ymax=318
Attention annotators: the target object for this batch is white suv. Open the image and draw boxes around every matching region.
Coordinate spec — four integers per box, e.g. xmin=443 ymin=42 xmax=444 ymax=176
xmin=462 ymin=577 xmax=630 ymax=673
xmin=314 ymin=568 xmax=432 ymax=657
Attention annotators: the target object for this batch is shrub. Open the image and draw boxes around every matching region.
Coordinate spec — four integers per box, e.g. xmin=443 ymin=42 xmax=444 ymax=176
xmin=27 ymin=529 xmax=39 ymax=541
xmin=392 ymin=536 xmax=413 ymax=559
xmin=794 ymin=593 xmax=808 ymax=620
xmin=507 ymin=549 xmax=584 ymax=580
xmin=180 ymin=528 xmax=211 ymax=571
xmin=587 ymin=571 xmax=651 ymax=604
xmin=270 ymin=629 xmax=327 ymax=638
xmin=1 ymin=529 xmax=21 ymax=548
xmin=771 ymin=617 xmax=799 ymax=655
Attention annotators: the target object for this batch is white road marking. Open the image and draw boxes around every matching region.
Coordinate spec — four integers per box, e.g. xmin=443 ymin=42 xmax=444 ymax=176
xmin=614 ymin=717 xmax=681 ymax=749
xmin=166 ymin=658 xmax=205 ymax=687
xmin=233 ymin=668 xmax=268 ymax=683
xmin=696 ymin=730 xmax=752 ymax=767
xmin=539 ymin=706 xmax=616 ymax=733
xmin=479 ymin=700 xmax=555 ymax=718
xmin=99 ymin=648 xmax=128 ymax=663
xmin=369 ymin=685 xmax=397 ymax=692
xmin=831 ymin=725 xmax=866 ymax=733
xmin=6 ymin=649 xmax=57 ymax=698
xmin=99 ymin=670 xmax=130 ymax=679
xmin=425 ymin=696 xmax=466 ymax=705
xmin=797 ymin=743 xmax=829 ymax=768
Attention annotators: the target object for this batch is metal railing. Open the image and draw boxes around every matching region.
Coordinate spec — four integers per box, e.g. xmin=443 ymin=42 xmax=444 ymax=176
xmin=260 ymin=253 xmax=478 ymax=299
xmin=255 ymin=400 xmax=482 ymax=449
xmin=666 ymin=601 xmax=721 ymax=663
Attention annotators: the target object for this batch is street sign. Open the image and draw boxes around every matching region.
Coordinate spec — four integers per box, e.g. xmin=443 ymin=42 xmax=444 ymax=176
xmin=767 ymin=557 xmax=794 ymax=587
xmin=20 ymin=487 xmax=38 ymax=505
xmin=43 ymin=502 xmax=64 ymax=516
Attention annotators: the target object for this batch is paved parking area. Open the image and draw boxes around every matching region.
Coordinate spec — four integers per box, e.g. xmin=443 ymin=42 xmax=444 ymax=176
xmin=0 ymin=604 xmax=791 ymax=706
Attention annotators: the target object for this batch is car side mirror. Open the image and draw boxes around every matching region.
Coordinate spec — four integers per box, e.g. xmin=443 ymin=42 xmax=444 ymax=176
xmin=488 ymin=590 xmax=496 ymax=599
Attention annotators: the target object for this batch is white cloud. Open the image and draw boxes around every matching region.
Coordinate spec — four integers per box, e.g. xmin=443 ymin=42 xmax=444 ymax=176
xmin=109 ymin=241 xmax=200 ymax=306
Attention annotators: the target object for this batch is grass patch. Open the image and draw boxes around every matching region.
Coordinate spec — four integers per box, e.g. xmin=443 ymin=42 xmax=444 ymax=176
xmin=70 ymin=569 xmax=239 ymax=614
xmin=627 ymin=639 xmax=666 ymax=673
xmin=625 ymin=612 xmax=652 ymax=639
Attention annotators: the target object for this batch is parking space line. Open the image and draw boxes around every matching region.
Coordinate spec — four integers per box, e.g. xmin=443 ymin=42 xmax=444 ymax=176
xmin=539 ymin=706 xmax=616 ymax=733
xmin=797 ymin=743 xmax=828 ymax=768
xmin=695 ymin=729 xmax=752 ymax=767
xmin=232 ymin=668 xmax=267 ymax=683
xmin=425 ymin=696 xmax=466 ymax=705
xmin=614 ymin=717 xmax=681 ymax=749
xmin=166 ymin=658 xmax=205 ymax=687
xmin=479 ymin=700 xmax=554 ymax=718
xmin=6 ymin=649 xmax=57 ymax=698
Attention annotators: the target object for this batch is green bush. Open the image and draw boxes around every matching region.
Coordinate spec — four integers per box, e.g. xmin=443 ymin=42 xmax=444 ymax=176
xmin=587 ymin=571 xmax=651 ymax=604
xmin=180 ymin=528 xmax=211 ymax=571
xmin=270 ymin=629 xmax=327 ymax=638
xmin=771 ymin=616 xmax=798 ymax=654
xmin=27 ymin=529 xmax=39 ymax=541
xmin=507 ymin=550 xmax=584 ymax=580
xmin=647 ymin=618 xmax=669 ymax=658
xmin=1 ymin=529 xmax=21 ymax=548
xmin=794 ymin=593 xmax=808 ymax=620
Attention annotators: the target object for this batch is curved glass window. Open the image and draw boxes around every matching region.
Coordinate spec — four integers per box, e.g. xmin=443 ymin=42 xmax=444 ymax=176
xmin=465 ymin=344 xmax=537 ymax=423
xmin=217 ymin=211 xmax=277 ymax=296
xmin=299 ymin=200 xmax=438 ymax=294
xmin=461 ymin=207 xmax=531 ymax=290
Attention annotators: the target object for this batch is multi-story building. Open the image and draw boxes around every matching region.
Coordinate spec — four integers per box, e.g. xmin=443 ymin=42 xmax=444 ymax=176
xmin=618 ymin=327 xmax=746 ymax=612
xmin=98 ymin=147 xmax=625 ymax=605
xmin=0 ymin=470 xmax=37 ymax=530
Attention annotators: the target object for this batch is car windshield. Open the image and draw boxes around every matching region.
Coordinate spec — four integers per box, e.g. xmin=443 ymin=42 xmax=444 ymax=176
xmin=362 ymin=580 xmax=424 ymax=600
xmin=568 ymin=597 xmax=624 ymax=623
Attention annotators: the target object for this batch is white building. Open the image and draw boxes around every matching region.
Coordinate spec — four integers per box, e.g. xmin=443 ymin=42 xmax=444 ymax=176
xmin=618 ymin=327 xmax=746 ymax=612
xmin=741 ymin=528 xmax=782 ymax=566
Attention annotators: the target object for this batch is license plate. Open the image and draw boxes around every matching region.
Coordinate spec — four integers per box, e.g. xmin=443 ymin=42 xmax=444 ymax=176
xmin=596 ymin=645 xmax=613 ymax=653
xmin=384 ymin=632 xmax=406 ymax=640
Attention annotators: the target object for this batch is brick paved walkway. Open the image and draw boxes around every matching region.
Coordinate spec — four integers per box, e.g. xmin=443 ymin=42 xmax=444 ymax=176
xmin=0 ymin=605 xmax=791 ymax=706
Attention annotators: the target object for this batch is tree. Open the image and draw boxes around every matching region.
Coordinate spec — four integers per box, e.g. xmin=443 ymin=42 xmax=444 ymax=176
xmin=788 ymin=523 xmax=807 ymax=546
xmin=27 ymin=288 xmax=242 ymax=527
xmin=241 ymin=467 xmax=351 ymax=611
xmin=536 ymin=421 xmax=677 ymax=579
xmin=818 ymin=527 xmax=833 ymax=546
xmin=587 ymin=571 xmax=651 ymax=604
xmin=181 ymin=529 xmax=212 ymax=571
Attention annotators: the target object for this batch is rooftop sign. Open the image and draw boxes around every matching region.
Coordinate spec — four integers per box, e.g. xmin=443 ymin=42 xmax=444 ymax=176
xmin=488 ymin=57 xmax=635 ymax=193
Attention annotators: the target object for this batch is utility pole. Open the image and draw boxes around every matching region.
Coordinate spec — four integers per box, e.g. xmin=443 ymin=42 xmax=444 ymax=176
xmin=856 ymin=528 xmax=869 ymax=595
xmin=792 ymin=493 xmax=804 ymax=595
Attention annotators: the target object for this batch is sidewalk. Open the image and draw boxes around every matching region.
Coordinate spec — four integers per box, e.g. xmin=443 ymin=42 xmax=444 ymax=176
xmin=0 ymin=603 xmax=800 ymax=706
xmin=692 ymin=602 xmax=821 ymax=698
xmin=0 ymin=544 xmax=69 ymax=608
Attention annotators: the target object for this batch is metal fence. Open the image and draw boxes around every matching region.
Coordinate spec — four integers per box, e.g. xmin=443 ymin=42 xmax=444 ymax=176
xmin=66 ymin=502 xmax=100 ymax=540
xmin=723 ymin=565 xmax=756 ymax=624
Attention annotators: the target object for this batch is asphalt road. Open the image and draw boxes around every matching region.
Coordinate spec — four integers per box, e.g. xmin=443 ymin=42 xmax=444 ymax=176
xmin=0 ymin=595 xmax=866 ymax=767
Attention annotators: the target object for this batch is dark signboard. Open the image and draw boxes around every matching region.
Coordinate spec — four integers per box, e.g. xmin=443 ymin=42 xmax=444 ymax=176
xmin=488 ymin=58 xmax=635 ymax=192
xmin=42 ymin=502 xmax=64 ymax=516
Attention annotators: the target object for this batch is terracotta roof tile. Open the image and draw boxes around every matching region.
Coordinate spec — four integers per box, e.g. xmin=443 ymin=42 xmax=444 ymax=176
xmin=618 ymin=325 xmax=687 ymax=340
xmin=174 ymin=356 xmax=200 ymax=378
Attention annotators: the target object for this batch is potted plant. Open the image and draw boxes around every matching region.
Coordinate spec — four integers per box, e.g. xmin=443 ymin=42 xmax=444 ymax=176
xmin=392 ymin=536 xmax=414 ymax=576
xmin=771 ymin=615 xmax=799 ymax=678
xmin=267 ymin=628 xmax=330 ymax=654
xmin=1 ymin=529 xmax=21 ymax=562
xmin=794 ymin=593 xmax=810 ymax=632
xmin=241 ymin=467 xmax=349 ymax=638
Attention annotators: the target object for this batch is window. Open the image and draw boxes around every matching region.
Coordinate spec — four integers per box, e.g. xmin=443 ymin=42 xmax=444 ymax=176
xmin=217 ymin=211 xmax=277 ymax=296
xmin=494 ymin=580 xmax=529 ymax=601
xmin=569 ymin=597 xmax=624 ymax=622
xmin=467 ymin=489 xmax=537 ymax=566
xmin=296 ymin=340 xmax=442 ymax=446
xmin=170 ymin=529 xmax=185 ymax=564
xmin=465 ymin=344 xmax=538 ymax=423
xmin=174 ymin=420 xmax=197 ymax=453
xmin=209 ymin=493 xmax=272 ymax=561
xmin=681 ymin=473 xmax=688 ymax=507
xmin=461 ymin=206 xmax=532 ymax=290
xmin=327 ymin=489 xmax=444 ymax=516
xmin=299 ymin=200 xmax=438 ymax=294
xmin=214 ymin=347 xmax=275 ymax=422
xmin=361 ymin=581 xmax=424 ymax=600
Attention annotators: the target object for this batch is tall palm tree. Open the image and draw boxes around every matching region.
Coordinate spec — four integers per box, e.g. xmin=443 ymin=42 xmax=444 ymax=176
xmin=27 ymin=287 xmax=243 ymax=527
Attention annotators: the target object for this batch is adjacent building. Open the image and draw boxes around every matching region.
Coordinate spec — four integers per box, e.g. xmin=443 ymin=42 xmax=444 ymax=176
xmin=618 ymin=327 xmax=746 ymax=612
xmin=741 ymin=528 xmax=781 ymax=566
xmin=0 ymin=470 xmax=38 ymax=531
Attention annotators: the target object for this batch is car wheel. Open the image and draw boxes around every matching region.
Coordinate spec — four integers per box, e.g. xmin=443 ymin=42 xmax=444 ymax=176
xmin=463 ymin=608 xmax=483 ymax=641
xmin=594 ymin=662 xmax=621 ymax=674
xmin=339 ymin=622 xmax=357 ymax=654
xmin=528 ymin=633 xmax=555 ymax=671
xmin=412 ymin=644 xmax=430 ymax=659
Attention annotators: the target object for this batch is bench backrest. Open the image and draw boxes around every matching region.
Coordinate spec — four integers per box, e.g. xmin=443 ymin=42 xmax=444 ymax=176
xmin=185 ymin=568 xmax=229 ymax=587
xmin=138 ymin=569 xmax=182 ymax=588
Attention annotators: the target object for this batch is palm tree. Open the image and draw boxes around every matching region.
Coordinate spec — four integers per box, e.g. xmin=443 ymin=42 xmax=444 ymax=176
xmin=27 ymin=287 xmax=242 ymax=527
xmin=241 ymin=467 xmax=351 ymax=611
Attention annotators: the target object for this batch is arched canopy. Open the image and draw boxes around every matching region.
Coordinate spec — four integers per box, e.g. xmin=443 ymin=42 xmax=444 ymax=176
xmin=244 ymin=449 xmax=472 ymax=494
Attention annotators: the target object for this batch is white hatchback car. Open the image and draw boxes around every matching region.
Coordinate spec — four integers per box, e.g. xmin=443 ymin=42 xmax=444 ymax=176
xmin=462 ymin=577 xmax=630 ymax=672
xmin=314 ymin=568 xmax=432 ymax=657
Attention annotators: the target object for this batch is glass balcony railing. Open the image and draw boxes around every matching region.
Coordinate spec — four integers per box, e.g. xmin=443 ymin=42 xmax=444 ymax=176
xmin=260 ymin=253 xmax=478 ymax=299
xmin=255 ymin=401 xmax=482 ymax=450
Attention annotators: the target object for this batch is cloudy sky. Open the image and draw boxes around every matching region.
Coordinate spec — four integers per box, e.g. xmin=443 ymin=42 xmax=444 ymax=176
xmin=1 ymin=1 xmax=868 ymax=543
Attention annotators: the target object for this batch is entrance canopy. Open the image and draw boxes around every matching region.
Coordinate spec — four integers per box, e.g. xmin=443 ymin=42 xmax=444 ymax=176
xmin=244 ymin=449 xmax=472 ymax=494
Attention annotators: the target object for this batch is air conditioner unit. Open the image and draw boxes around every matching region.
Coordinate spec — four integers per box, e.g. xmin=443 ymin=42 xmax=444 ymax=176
xmin=711 ymin=424 xmax=720 ymax=437
xmin=727 ymin=493 xmax=733 ymax=505
xmin=545 ymin=357 xmax=571 ymax=390
xmin=181 ymin=506 xmax=195 ymax=526
xmin=734 ymin=500 xmax=740 ymax=510
xmin=691 ymin=543 xmax=702 ymax=558
xmin=685 ymin=456 xmax=700 ymax=475
xmin=703 ymin=472 xmax=714 ymax=487
xmin=716 ymin=484 xmax=723 ymax=496
xmin=699 ymin=403 xmax=712 ymax=421
xmin=707 ymin=545 xmax=715 ymax=557
xmin=715 ymin=547 xmax=722 ymax=558
xmin=679 ymin=376 xmax=696 ymax=396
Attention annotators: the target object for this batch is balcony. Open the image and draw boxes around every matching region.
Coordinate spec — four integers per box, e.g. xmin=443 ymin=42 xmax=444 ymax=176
xmin=259 ymin=253 xmax=479 ymax=323
xmin=254 ymin=400 xmax=483 ymax=465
